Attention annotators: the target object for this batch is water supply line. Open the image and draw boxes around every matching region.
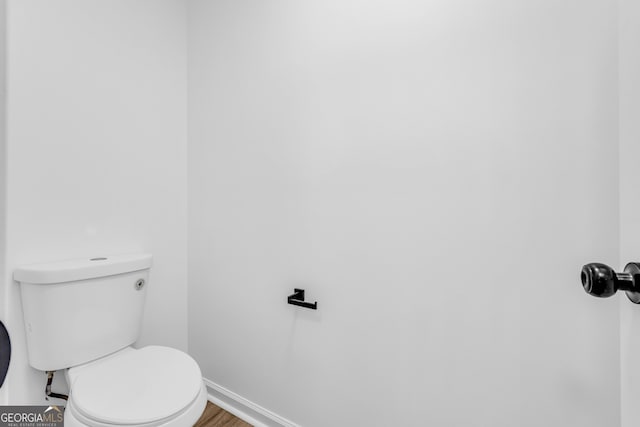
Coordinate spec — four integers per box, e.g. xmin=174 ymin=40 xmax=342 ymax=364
xmin=45 ymin=371 xmax=68 ymax=401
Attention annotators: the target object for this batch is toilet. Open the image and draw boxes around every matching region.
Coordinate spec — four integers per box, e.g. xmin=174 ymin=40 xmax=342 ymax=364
xmin=14 ymin=254 xmax=207 ymax=427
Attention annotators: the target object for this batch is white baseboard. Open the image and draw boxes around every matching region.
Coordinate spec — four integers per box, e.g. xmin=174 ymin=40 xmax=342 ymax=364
xmin=203 ymin=378 xmax=300 ymax=427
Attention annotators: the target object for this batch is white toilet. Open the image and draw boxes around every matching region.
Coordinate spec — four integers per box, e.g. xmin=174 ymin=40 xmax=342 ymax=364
xmin=14 ymin=254 xmax=207 ymax=427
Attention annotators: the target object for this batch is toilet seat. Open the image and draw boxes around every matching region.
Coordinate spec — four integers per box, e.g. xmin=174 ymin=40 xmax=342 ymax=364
xmin=66 ymin=346 xmax=205 ymax=426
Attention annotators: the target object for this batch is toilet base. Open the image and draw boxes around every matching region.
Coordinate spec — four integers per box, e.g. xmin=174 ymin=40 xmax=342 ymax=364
xmin=64 ymin=382 xmax=208 ymax=427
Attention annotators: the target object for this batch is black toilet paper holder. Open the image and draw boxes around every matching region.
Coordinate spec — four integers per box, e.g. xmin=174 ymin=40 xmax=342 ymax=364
xmin=287 ymin=288 xmax=318 ymax=310
xmin=581 ymin=262 xmax=640 ymax=304
xmin=0 ymin=321 xmax=10 ymax=389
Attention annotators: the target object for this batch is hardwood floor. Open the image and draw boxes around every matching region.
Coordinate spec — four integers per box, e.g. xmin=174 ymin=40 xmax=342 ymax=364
xmin=194 ymin=401 xmax=253 ymax=427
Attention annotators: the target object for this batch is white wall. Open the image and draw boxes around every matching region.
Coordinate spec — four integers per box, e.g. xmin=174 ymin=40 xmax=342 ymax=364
xmin=619 ymin=0 xmax=640 ymax=425
xmin=2 ymin=0 xmax=188 ymax=403
xmin=187 ymin=1 xmax=620 ymax=426
xmin=0 ymin=0 xmax=6 ymax=405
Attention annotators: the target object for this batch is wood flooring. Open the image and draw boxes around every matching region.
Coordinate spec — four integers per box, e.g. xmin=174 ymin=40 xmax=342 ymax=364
xmin=194 ymin=401 xmax=253 ymax=427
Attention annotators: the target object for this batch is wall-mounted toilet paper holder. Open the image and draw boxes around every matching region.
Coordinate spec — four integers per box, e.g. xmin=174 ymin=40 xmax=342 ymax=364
xmin=287 ymin=288 xmax=318 ymax=310
xmin=581 ymin=262 xmax=640 ymax=304
xmin=0 ymin=320 xmax=10 ymax=389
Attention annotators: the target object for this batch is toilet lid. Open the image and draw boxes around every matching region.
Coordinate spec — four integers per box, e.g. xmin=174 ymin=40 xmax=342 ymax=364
xmin=70 ymin=346 xmax=202 ymax=425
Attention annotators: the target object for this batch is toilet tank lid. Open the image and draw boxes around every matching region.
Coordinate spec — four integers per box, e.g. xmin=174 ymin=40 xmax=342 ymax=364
xmin=14 ymin=254 xmax=153 ymax=284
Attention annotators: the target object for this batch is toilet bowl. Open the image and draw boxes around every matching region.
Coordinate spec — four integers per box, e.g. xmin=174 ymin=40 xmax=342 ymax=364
xmin=63 ymin=346 xmax=207 ymax=427
xmin=14 ymin=254 xmax=207 ymax=426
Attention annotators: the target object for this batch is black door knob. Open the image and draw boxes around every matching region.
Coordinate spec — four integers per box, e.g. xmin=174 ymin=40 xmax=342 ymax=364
xmin=581 ymin=262 xmax=640 ymax=304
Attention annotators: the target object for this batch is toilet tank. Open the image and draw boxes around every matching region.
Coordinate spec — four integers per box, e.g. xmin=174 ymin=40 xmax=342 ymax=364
xmin=14 ymin=254 xmax=152 ymax=371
